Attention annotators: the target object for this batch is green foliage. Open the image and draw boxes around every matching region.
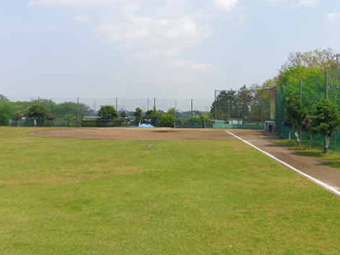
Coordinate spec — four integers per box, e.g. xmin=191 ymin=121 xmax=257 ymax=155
xmin=46 ymin=114 xmax=57 ymax=121
xmin=167 ymin=108 xmax=176 ymax=116
xmin=309 ymin=100 xmax=340 ymax=153
xmin=7 ymin=101 xmax=31 ymax=116
xmin=27 ymin=103 xmax=49 ymax=120
xmin=309 ymin=100 xmax=340 ymax=136
xmin=210 ymin=86 xmax=274 ymax=122
xmin=285 ymin=93 xmax=307 ymax=129
xmin=12 ymin=113 xmax=24 ymax=121
xmin=0 ymin=94 xmax=9 ymax=101
xmin=33 ymin=99 xmax=56 ymax=111
xmin=160 ymin=113 xmax=175 ymax=127
xmin=210 ymin=90 xmax=238 ymax=119
xmin=284 ymin=93 xmax=307 ymax=145
xmin=133 ymin=107 xmax=144 ymax=125
xmin=64 ymin=114 xmax=77 ymax=126
xmin=278 ymin=66 xmax=323 ymax=87
xmin=237 ymin=85 xmax=253 ymax=118
xmin=145 ymin=107 xmax=162 ymax=127
xmin=281 ymin=48 xmax=339 ymax=72
xmin=54 ymin=102 xmax=93 ymax=119
xmin=200 ymin=114 xmax=211 ymax=121
xmin=98 ymin=105 xmax=118 ymax=119
xmin=262 ymin=78 xmax=277 ymax=88
xmin=0 ymin=101 xmax=12 ymax=125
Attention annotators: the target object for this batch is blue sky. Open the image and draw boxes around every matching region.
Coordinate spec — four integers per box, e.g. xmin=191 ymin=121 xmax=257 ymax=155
xmin=1 ymin=0 xmax=340 ymax=102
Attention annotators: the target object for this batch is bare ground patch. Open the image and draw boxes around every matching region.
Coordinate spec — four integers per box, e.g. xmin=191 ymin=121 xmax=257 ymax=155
xmin=31 ymin=128 xmax=232 ymax=141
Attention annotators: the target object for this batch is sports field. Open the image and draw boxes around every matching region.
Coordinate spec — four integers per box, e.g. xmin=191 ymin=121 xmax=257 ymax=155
xmin=1 ymin=127 xmax=340 ymax=255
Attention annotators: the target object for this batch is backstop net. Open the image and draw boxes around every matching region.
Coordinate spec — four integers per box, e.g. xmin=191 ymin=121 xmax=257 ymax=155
xmin=211 ymin=87 xmax=276 ymax=129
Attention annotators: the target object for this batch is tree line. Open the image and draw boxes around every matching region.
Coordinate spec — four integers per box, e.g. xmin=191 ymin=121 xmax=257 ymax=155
xmin=0 ymin=97 xmax=94 ymax=126
xmin=0 ymin=96 xmax=211 ymax=128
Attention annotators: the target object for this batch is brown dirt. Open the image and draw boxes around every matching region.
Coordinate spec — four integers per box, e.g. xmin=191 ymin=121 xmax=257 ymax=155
xmin=32 ymin=128 xmax=234 ymax=141
xmin=229 ymin=129 xmax=340 ymax=192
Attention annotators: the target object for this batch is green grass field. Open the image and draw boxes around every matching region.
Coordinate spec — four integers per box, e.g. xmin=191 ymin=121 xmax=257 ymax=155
xmin=1 ymin=127 xmax=340 ymax=255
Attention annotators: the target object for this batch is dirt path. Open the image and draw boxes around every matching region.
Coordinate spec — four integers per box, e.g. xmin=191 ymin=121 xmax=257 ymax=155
xmin=229 ymin=129 xmax=340 ymax=192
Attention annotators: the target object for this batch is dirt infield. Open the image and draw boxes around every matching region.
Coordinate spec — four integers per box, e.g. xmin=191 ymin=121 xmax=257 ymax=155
xmin=32 ymin=128 xmax=233 ymax=141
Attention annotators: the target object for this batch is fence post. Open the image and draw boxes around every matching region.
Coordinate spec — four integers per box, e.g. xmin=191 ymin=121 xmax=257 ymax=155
xmin=77 ymin=97 xmax=80 ymax=126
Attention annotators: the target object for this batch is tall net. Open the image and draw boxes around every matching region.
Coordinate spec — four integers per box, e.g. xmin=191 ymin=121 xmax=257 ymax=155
xmin=211 ymin=87 xmax=276 ymax=129
xmin=276 ymin=70 xmax=340 ymax=150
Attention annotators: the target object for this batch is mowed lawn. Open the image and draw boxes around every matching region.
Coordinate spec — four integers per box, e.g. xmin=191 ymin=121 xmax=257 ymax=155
xmin=1 ymin=128 xmax=340 ymax=255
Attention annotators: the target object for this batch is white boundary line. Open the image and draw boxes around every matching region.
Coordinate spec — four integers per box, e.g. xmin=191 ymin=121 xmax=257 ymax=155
xmin=226 ymin=131 xmax=340 ymax=197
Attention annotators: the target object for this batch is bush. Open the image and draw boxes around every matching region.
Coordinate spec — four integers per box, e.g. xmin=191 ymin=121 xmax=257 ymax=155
xmin=160 ymin=114 xmax=175 ymax=127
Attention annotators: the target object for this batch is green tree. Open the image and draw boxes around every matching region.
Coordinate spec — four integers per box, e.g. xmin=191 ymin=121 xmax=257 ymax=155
xmin=167 ymin=108 xmax=176 ymax=116
xmin=64 ymin=114 xmax=76 ymax=126
xmin=281 ymin=48 xmax=339 ymax=71
xmin=133 ymin=108 xmax=144 ymax=125
xmin=32 ymin=99 xmax=55 ymax=112
xmin=237 ymin=85 xmax=253 ymax=119
xmin=28 ymin=103 xmax=49 ymax=126
xmin=98 ymin=105 xmax=118 ymax=119
xmin=0 ymin=101 xmax=12 ymax=126
xmin=161 ymin=113 xmax=175 ymax=127
xmin=285 ymin=93 xmax=307 ymax=145
xmin=278 ymin=66 xmax=323 ymax=87
xmin=0 ymin=94 xmax=9 ymax=102
xmin=309 ymin=100 xmax=340 ymax=153
xmin=54 ymin=102 xmax=94 ymax=119
xmin=211 ymin=90 xmax=237 ymax=119
xmin=145 ymin=107 xmax=161 ymax=127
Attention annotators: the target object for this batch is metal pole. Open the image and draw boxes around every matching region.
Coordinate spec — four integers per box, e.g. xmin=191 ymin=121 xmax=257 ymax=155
xmin=115 ymin=97 xmax=118 ymax=111
xmin=154 ymin=98 xmax=156 ymax=109
xmin=173 ymin=104 xmax=176 ymax=129
xmin=93 ymin=100 xmax=97 ymax=113
xmin=77 ymin=97 xmax=80 ymax=126
xmin=191 ymin=98 xmax=193 ymax=116
xmin=147 ymin=98 xmax=150 ymax=111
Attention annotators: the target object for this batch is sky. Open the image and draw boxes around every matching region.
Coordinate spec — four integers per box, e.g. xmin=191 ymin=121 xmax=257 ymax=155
xmin=1 ymin=0 xmax=340 ymax=109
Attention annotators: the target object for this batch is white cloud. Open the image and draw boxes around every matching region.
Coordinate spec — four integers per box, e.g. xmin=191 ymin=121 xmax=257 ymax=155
xmin=74 ymin=14 xmax=90 ymax=23
xmin=170 ymin=59 xmax=214 ymax=70
xmin=327 ymin=12 xmax=340 ymax=23
xmin=29 ymin=0 xmax=122 ymax=6
xmin=213 ymin=0 xmax=238 ymax=11
xmin=267 ymin=0 xmax=319 ymax=8
xmin=29 ymin=0 xmax=228 ymax=70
